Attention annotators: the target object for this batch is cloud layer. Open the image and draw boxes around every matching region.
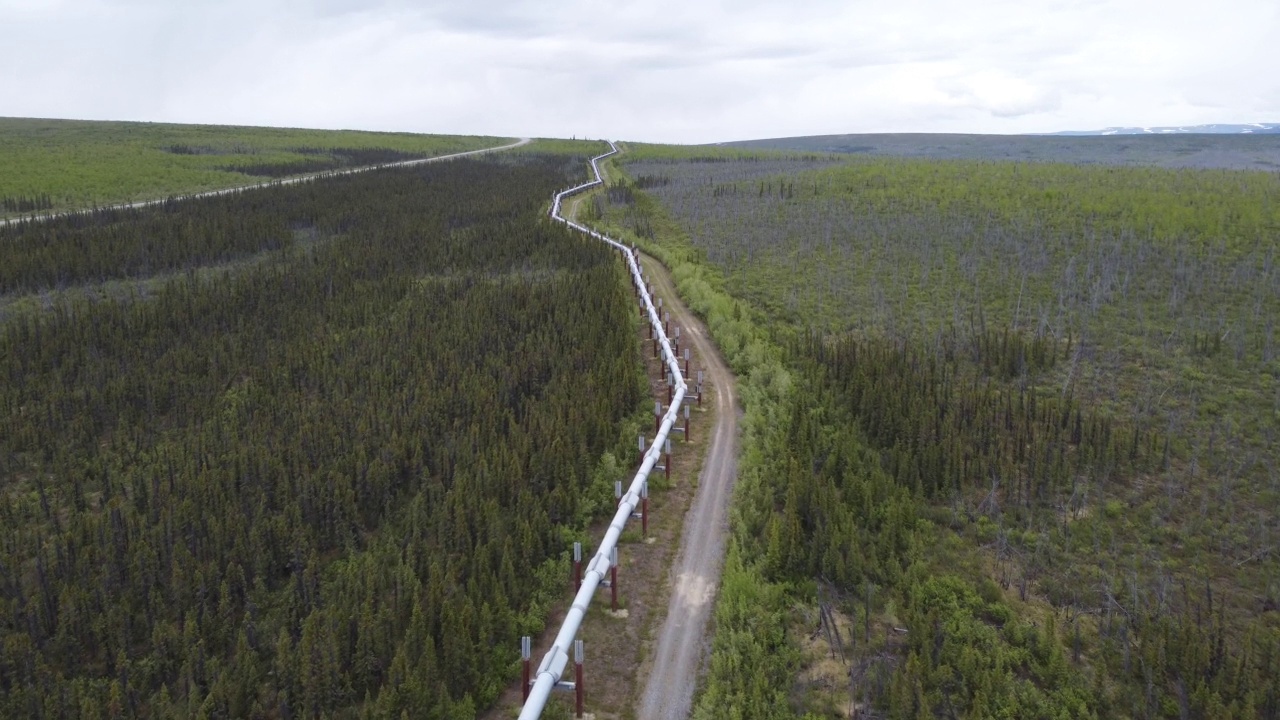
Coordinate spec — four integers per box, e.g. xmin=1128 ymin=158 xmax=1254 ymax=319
xmin=1 ymin=0 xmax=1277 ymax=143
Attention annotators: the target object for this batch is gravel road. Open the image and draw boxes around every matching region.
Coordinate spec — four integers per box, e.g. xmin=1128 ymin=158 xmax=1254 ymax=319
xmin=636 ymin=254 xmax=740 ymax=720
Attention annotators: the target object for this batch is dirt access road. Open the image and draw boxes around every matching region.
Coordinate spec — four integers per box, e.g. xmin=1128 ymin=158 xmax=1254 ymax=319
xmin=635 ymin=253 xmax=740 ymax=720
xmin=492 ymin=146 xmax=740 ymax=720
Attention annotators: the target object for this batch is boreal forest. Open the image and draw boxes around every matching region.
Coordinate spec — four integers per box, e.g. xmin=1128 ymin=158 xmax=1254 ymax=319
xmin=586 ymin=145 xmax=1280 ymax=719
xmin=0 ymin=146 xmax=651 ymax=718
xmin=5 ymin=120 xmax=1280 ymax=720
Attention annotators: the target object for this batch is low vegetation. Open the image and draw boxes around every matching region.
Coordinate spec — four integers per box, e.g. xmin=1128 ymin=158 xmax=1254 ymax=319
xmin=0 ymin=117 xmax=509 ymax=217
xmin=722 ymin=133 xmax=1280 ymax=171
xmin=594 ymin=145 xmax=1280 ymax=718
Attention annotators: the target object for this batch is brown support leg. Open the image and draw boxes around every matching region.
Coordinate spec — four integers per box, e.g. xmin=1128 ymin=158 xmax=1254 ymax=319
xmin=610 ymin=565 xmax=618 ymax=611
xmin=641 ymin=483 xmax=649 ymax=537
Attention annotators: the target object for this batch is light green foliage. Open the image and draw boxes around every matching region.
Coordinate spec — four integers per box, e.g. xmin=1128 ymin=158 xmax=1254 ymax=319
xmin=692 ymin=546 xmax=799 ymax=720
xmin=895 ymin=574 xmax=1093 ymax=719
xmin=0 ymin=116 xmax=508 ymax=215
xmin=601 ymin=148 xmax=1280 ymax=718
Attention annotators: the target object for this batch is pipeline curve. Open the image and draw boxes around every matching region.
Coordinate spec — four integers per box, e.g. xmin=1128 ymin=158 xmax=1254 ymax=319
xmin=520 ymin=143 xmax=692 ymax=720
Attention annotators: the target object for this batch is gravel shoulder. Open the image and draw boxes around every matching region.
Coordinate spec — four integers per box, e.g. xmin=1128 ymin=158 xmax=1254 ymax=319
xmin=635 ymin=253 xmax=740 ymax=720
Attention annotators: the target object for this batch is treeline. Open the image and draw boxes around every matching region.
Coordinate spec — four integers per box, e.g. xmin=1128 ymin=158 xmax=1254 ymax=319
xmin=0 ymin=153 xmax=543 ymax=295
xmin=0 ymin=153 xmax=645 ymax=717
xmin=225 ymin=148 xmax=434 ymax=178
xmin=2 ymin=194 xmax=54 ymax=213
xmin=803 ymin=329 xmax=1159 ymax=508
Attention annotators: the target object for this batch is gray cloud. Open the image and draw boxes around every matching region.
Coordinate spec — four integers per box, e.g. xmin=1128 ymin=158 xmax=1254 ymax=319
xmin=0 ymin=0 xmax=1277 ymax=142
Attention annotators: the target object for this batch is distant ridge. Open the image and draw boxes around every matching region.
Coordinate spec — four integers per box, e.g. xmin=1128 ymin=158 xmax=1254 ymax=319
xmin=718 ymin=131 xmax=1280 ymax=170
xmin=1051 ymin=123 xmax=1280 ymax=136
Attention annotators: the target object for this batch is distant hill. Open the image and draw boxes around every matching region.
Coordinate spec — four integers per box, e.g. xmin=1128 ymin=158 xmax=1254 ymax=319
xmin=1052 ymin=123 xmax=1280 ymax=135
xmin=0 ymin=117 xmax=508 ymax=217
xmin=716 ymin=132 xmax=1280 ymax=170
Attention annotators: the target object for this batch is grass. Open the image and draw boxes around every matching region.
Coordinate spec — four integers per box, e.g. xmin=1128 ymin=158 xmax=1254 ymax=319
xmin=0 ymin=116 xmax=510 ymax=216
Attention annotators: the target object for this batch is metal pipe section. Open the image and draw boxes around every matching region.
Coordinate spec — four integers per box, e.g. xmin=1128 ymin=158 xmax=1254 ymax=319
xmin=519 ymin=142 xmax=688 ymax=720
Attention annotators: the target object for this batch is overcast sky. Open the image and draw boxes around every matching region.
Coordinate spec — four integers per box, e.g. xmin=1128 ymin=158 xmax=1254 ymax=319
xmin=2 ymin=0 xmax=1277 ymax=143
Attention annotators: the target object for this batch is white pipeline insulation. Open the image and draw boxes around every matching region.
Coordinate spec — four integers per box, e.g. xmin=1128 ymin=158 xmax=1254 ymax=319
xmin=519 ymin=142 xmax=689 ymax=720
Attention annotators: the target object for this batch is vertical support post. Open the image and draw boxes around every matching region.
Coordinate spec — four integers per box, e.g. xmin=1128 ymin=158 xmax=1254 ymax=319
xmin=615 ymin=480 xmax=622 ymax=503
xmin=573 ymin=542 xmax=582 ymax=593
xmin=684 ymin=404 xmax=691 ymax=443
xmin=610 ymin=547 xmax=619 ymax=611
xmin=641 ymin=481 xmax=650 ymax=537
xmin=698 ymin=370 xmax=705 ymax=406
xmin=684 ymin=347 xmax=691 ymax=378
xmin=521 ymin=636 xmax=532 ymax=702
xmin=652 ymin=336 xmax=658 ymax=358
xmin=654 ymin=401 xmax=661 ymax=434
xmin=664 ymin=311 xmax=670 ymax=336
xmin=638 ymin=433 xmax=646 ymax=456
xmin=664 ymin=438 xmax=672 ymax=481
xmin=667 ymin=373 xmax=673 ymax=403
xmin=574 ymin=639 xmax=585 ymax=719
